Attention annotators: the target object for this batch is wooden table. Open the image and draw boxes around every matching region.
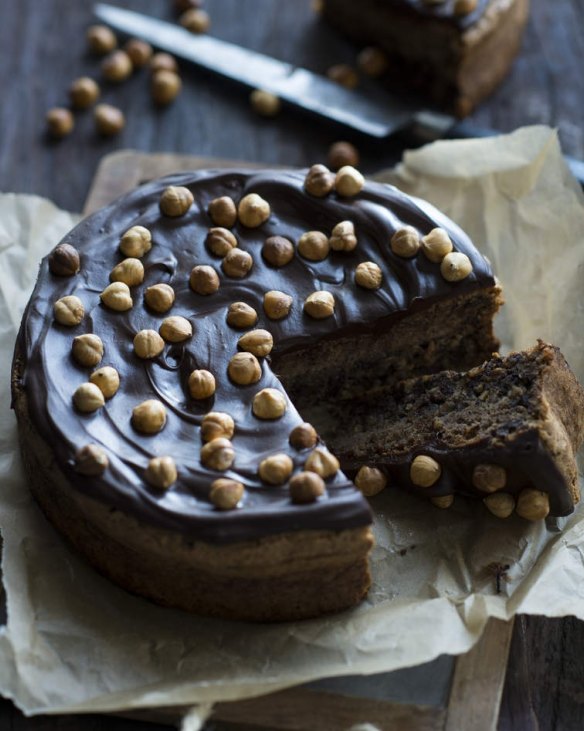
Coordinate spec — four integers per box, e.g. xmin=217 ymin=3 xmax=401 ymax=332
xmin=1 ymin=1 xmax=583 ymax=729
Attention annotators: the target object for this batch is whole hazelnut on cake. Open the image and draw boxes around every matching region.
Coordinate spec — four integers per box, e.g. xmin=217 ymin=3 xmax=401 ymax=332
xmin=259 ymin=454 xmax=294 ymax=485
xmin=289 ymin=471 xmax=325 ymax=504
xmin=335 ymin=166 xmax=365 ymax=197
xmin=54 ymin=295 xmax=84 ymax=326
xmin=206 ymin=228 xmax=238 ymax=257
xmin=100 ymin=282 xmax=133 ymax=311
xmin=145 ymin=283 xmax=175 ymax=313
xmin=262 ymin=236 xmax=294 ymax=267
xmin=160 ymin=186 xmax=194 ymax=217
xmin=145 ymin=456 xmax=177 ymax=490
xmin=190 ymin=265 xmax=220 ymax=295
xmin=228 ymin=352 xmax=262 ymax=386
xmin=304 ymin=164 xmax=334 ymax=197
xmin=72 ymin=334 xmax=104 ymax=367
xmin=201 ymin=412 xmax=235 ymax=442
xmin=188 ymin=369 xmax=216 ymax=399
xmin=208 ymin=197 xmax=237 ymax=228
xmin=201 ymin=438 xmax=235 ymax=470
xmin=134 ymin=329 xmax=165 ymax=359
xmin=210 ymin=478 xmax=244 ymax=510
xmin=49 ymin=243 xmax=80 ymax=276
xmin=89 ymin=366 xmax=120 ymax=399
xmin=304 ymin=291 xmax=335 ymax=319
xmin=74 ymin=444 xmax=109 ymax=476
xmin=226 ymin=302 xmax=258 ymax=329
xmin=238 ymin=329 xmax=273 ymax=357
xmin=238 ymin=194 xmax=270 ymax=228
xmin=264 ymin=290 xmax=293 ymax=320
xmin=132 ymin=400 xmax=167 ymax=434
xmin=120 ymin=226 xmax=152 ymax=258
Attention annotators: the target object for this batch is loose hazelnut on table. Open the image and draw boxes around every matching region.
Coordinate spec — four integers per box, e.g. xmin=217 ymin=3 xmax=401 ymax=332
xmin=305 ymin=448 xmax=339 ymax=479
xmin=289 ymin=423 xmax=318 ymax=450
xmin=335 ymin=166 xmax=365 ymax=197
xmin=180 ymin=8 xmax=211 ymax=33
xmin=304 ymin=290 xmax=335 ymax=319
xmin=516 ymin=488 xmax=550 ymax=521
xmin=145 ymin=283 xmax=175 ymax=313
xmin=484 ymin=493 xmax=515 ymax=519
xmin=124 ymin=38 xmax=153 ymax=68
xmin=101 ymin=50 xmax=133 ymax=82
xmin=441 ymin=252 xmax=473 ymax=282
xmin=54 ymin=295 xmax=84 ymax=326
xmin=472 ymin=464 xmax=507 ymax=493
xmin=46 ymin=108 xmax=74 ymax=139
xmin=262 ymin=235 xmax=294 ymax=267
xmin=159 ymin=315 xmax=193 ymax=343
xmin=69 ymin=77 xmax=100 ymax=109
xmin=355 ymin=466 xmax=387 ymax=496
xmin=454 ymin=0 xmax=478 ymax=15
xmin=259 ymin=454 xmax=294 ymax=485
xmin=238 ymin=329 xmax=273 ymax=357
xmin=298 ymin=231 xmax=330 ymax=261
xmin=304 ymin=164 xmax=335 ymax=198
xmin=190 ymin=265 xmax=220 ymax=295
xmin=86 ymin=24 xmax=117 ymax=55
xmin=151 ymin=70 xmax=182 ymax=105
xmin=110 ymin=257 xmax=144 ymax=287
xmin=160 ymin=185 xmax=194 ymax=216
xmin=201 ymin=438 xmax=235 ymax=470
xmin=289 ymin=471 xmax=325 ymax=504
xmin=120 ymin=225 xmax=152 ymax=258
xmin=176 ymin=0 xmax=204 ymax=11
xmin=357 ymin=47 xmax=389 ymax=78
xmin=264 ymin=290 xmax=293 ymax=320
xmin=330 ymin=221 xmax=357 ymax=252
xmin=326 ymin=63 xmax=359 ymax=89
xmin=228 ymin=352 xmax=262 ymax=385
xmin=208 ymin=196 xmax=237 ymax=228
xmin=145 ymin=456 xmax=177 ymax=490
xmin=328 ymin=141 xmax=360 ymax=171
xmin=391 ymin=227 xmax=420 ymax=258
xmin=188 ymin=369 xmax=216 ymax=399
xmin=252 ymin=388 xmax=287 ymax=419
xmin=72 ymin=333 xmax=104 ymax=367
xmin=89 ymin=366 xmax=120 ymax=398
xmin=100 ymin=282 xmax=133 ymax=311
xmin=206 ymin=227 xmax=237 ymax=257
xmin=210 ymin=478 xmax=244 ymax=510
xmin=355 ymin=261 xmax=383 ymax=290
xmin=222 ymin=248 xmax=253 ymax=278
xmin=150 ymin=52 xmax=179 ymax=75
xmin=74 ymin=444 xmax=108 ymax=476
xmin=226 ymin=301 xmax=258 ymax=329
xmin=49 ymin=243 xmax=80 ymax=276
xmin=201 ymin=412 xmax=235 ymax=442
xmin=133 ymin=329 xmax=165 ymax=359
xmin=238 ymin=193 xmax=271 ymax=228
xmin=431 ymin=495 xmax=454 ymax=509
xmin=94 ymin=104 xmax=125 ymax=136
xmin=410 ymin=455 xmax=441 ymax=488
xmin=73 ymin=382 xmax=105 ymax=413
xmin=250 ymin=89 xmax=281 ymax=117
xmin=421 ymin=227 xmax=453 ymax=263
xmin=132 ymin=399 xmax=167 ymax=434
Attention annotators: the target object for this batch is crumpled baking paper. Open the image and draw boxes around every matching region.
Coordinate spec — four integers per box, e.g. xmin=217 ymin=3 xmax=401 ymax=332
xmin=1 ymin=126 xmax=584 ymax=727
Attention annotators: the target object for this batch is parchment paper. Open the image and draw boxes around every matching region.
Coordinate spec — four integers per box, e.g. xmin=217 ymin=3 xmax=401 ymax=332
xmin=1 ymin=126 xmax=584 ymax=726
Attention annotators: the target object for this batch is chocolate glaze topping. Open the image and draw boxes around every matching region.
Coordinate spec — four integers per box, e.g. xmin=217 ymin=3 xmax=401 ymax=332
xmin=16 ymin=169 xmax=496 ymax=543
xmin=357 ymin=0 xmax=491 ymax=29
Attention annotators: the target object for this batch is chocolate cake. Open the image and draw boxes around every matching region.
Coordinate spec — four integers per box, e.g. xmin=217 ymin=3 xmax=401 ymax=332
xmin=321 ymin=0 xmax=530 ymax=115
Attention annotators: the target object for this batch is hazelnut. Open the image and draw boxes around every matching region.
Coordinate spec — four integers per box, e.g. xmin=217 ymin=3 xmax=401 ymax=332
xmin=210 ymin=478 xmax=244 ymax=510
xmin=357 ymin=47 xmax=388 ymax=78
xmin=304 ymin=164 xmax=334 ymax=198
xmin=228 ymin=352 xmax=262 ymax=386
xmin=132 ymin=399 xmax=167 ymax=434
xmin=289 ymin=471 xmax=325 ymax=504
xmin=259 ymin=454 xmax=294 ymax=485
xmin=73 ymin=382 xmax=105 ymax=413
xmin=72 ymin=334 xmax=104 ymax=367
xmin=201 ymin=438 xmax=235 ymax=470
xmin=101 ymin=50 xmax=133 ymax=82
xmin=252 ymin=388 xmax=287 ymax=419
xmin=208 ymin=196 xmax=237 ymax=228
xmin=206 ymin=227 xmax=238 ymax=257
xmin=94 ymin=104 xmax=125 ymax=136
xmin=201 ymin=412 xmax=235 ymax=442
xmin=180 ymin=8 xmax=211 ymax=33
xmin=326 ymin=63 xmax=359 ymax=89
xmin=355 ymin=261 xmax=383 ymax=290
xmin=328 ymin=141 xmax=360 ymax=171
xmin=145 ymin=456 xmax=177 ymax=490
xmin=159 ymin=315 xmax=193 ymax=343
xmin=298 ymin=231 xmax=330 ymax=261
xmin=176 ymin=0 xmax=204 ymax=12
xmin=329 ymin=221 xmax=357 ymax=252
xmin=120 ymin=225 xmax=152 ymax=258
xmin=238 ymin=193 xmax=270 ymax=228
xmin=421 ymin=228 xmax=453 ymax=263
xmin=305 ymin=448 xmax=339 ymax=479
xmin=250 ymin=89 xmax=281 ymax=117
xmin=74 ymin=444 xmax=108 ymax=476
xmin=54 ymin=295 xmax=84 ymax=326
xmin=69 ymin=77 xmax=100 ymax=109
xmin=238 ymin=329 xmax=273 ymax=357
xmin=145 ymin=283 xmax=175 ymax=313
xmin=516 ymin=489 xmax=550 ymax=521
xmin=410 ymin=455 xmax=441 ymax=488
xmin=304 ymin=290 xmax=335 ymax=319
xmin=86 ymin=24 xmax=117 ymax=55
xmin=49 ymin=243 xmax=80 ymax=276
xmin=454 ymin=0 xmax=478 ymax=14
xmin=189 ymin=265 xmax=220 ymax=295
xmin=262 ymin=235 xmax=294 ymax=267
xmin=222 ymin=248 xmax=253 ymax=278
xmin=335 ymin=166 xmax=365 ymax=197
xmin=441 ymin=252 xmax=473 ymax=282
xmin=188 ymin=369 xmax=216 ymax=399
xmin=391 ymin=227 xmax=420 ymax=258
xmin=110 ymin=257 xmax=144 ymax=287
xmin=151 ymin=70 xmax=182 ymax=105
xmin=355 ymin=466 xmax=387 ymax=496
xmin=484 ymin=493 xmax=515 ymax=519
xmin=472 ymin=464 xmax=507 ymax=494
xmin=226 ymin=301 xmax=258 ymax=329
xmin=430 ymin=495 xmax=453 ymax=509
xmin=124 ymin=38 xmax=153 ymax=68
xmin=100 ymin=282 xmax=133 ymax=312
xmin=264 ymin=290 xmax=293 ymax=320
xmin=289 ymin=423 xmax=318 ymax=450
xmin=160 ymin=185 xmax=194 ymax=217
xmin=133 ymin=329 xmax=165 ymax=359
xmin=89 ymin=366 xmax=120 ymax=398
xmin=150 ymin=52 xmax=178 ymax=75
xmin=46 ymin=108 xmax=74 ymax=139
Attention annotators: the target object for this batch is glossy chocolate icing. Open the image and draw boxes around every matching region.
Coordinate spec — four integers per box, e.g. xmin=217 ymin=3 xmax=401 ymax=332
xmin=343 ymin=0 xmax=491 ymax=29
xmin=16 ymin=169 xmax=496 ymax=543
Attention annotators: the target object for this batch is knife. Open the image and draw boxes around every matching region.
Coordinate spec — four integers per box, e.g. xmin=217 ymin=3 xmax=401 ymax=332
xmin=94 ymin=3 xmax=584 ymax=186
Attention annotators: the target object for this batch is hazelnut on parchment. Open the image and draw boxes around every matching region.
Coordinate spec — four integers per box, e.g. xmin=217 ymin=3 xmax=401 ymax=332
xmin=226 ymin=301 xmax=258 ymax=329
xmin=355 ymin=261 xmax=383 ymax=290
xmin=222 ymin=248 xmax=253 ymax=278
xmin=201 ymin=438 xmax=235 ymax=470
xmin=144 ymin=283 xmax=175 ymax=313
xmin=201 ymin=412 xmax=235 ymax=442
xmin=410 ymin=455 xmax=441 ymax=488
xmin=289 ymin=471 xmax=325 ymax=504
xmin=110 ymin=257 xmax=144 ymax=287
xmin=159 ymin=316 xmax=192 ymax=343
xmin=484 ymin=493 xmax=515 ymax=519
xmin=86 ymin=24 xmax=117 ymax=55
xmin=441 ymin=252 xmax=473 ymax=282
xmin=421 ymin=228 xmax=453 ymax=263
xmin=298 ymin=231 xmax=330 ymax=261
xmin=72 ymin=333 xmax=104 ymax=367
xmin=54 ymin=295 xmax=84 ymax=326
xmin=150 ymin=52 xmax=178 ymax=75
xmin=206 ymin=227 xmax=237 ymax=257
xmin=304 ymin=164 xmax=334 ymax=198
xmin=101 ymin=50 xmax=133 ymax=82
xmin=145 ymin=456 xmax=177 ymax=490
xmin=335 ymin=166 xmax=365 ymax=197
xmin=472 ymin=464 xmax=507 ymax=493
xmin=132 ymin=399 xmax=167 ymax=434
xmin=252 ymin=388 xmax=287 ymax=419
xmin=94 ymin=104 xmax=125 ymax=136
xmin=180 ymin=8 xmax=211 ymax=33
xmin=210 ymin=478 xmax=244 ymax=510
xmin=133 ymin=329 xmax=165 ymax=359
xmin=120 ymin=225 xmax=152 ymax=258
xmin=190 ymin=265 xmax=220 ymax=295
xmin=69 ymin=77 xmax=100 ymax=109
xmin=160 ymin=185 xmax=194 ymax=217
xmin=355 ymin=466 xmax=387 ymax=496
xmin=328 ymin=141 xmax=359 ymax=171
xmin=208 ymin=196 xmax=237 ymax=228
xmin=329 ymin=221 xmax=357 ymax=252
xmin=305 ymin=448 xmax=339 ymax=478
xmin=74 ymin=444 xmax=108 ymax=475
xmin=238 ymin=329 xmax=273 ymax=357
xmin=262 ymin=236 xmax=294 ymax=267
xmin=238 ymin=193 xmax=270 ymax=228
xmin=304 ymin=290 xmax=335 ymax=319
xmin=250 ymin=89 xmax=281 ymax=117
xmin=264 ymin=290 xmax=293 ymax=320
xmin=73 ymin=382 xmax=105 ymax=413
xmin=391 ymin=227 xmax=420 ymax=258
xmin=151 ymin=70 xmax=182 ymax=105
xmin=228 ymin=352 xmax=262 ymax=386
xmin=90 ymin=366 xmax=120 ymax=398
xmin=357 ymin=47 xmax=388 ymax=78
xmin=100 ymin=282 xmax=133 ymax=311
xmin=516 ymin=489 xmax=550 ymax=521
xmin=49 ymin=243 xmax=80 ymax=276
xmin=289 ymin=423 xmax=318 ymax=450
xmin=124 ymin=38 xmax=153 ymax=68
xmin=188 ymin=369 xmax=216 ymax=399
xmin=259 ymin=454 xmax=294 ymax=485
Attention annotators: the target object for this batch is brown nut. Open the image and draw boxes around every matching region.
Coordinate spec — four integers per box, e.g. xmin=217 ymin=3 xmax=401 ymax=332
xmin=69 ymin=77 xmax=100 ymax=109
xmin=94 ymin=104 xmax=125 ymax=136
xmin=159 ymin=315 xmax=192 ymax=343
xmin=124 ymin=38 xmax=153 ymax=68
xmin=145 ymin=456 xmax=177 ymax=490
xmin=355 ymin=466 xmax=387 ymax=497
xmin=144 ymin=283 xmax=175 ymax=313
xmin=100 ymin=282 xmax=133 ymax=311
xmin=304 ymin=164 xmax=335 ymax=197
xmin=133 ymin=329 xmax=165 ymax=359
xmin=298 ymin=231 xmax=330 ymax=261
xmin=431 ymin=495 xmax=455 ymax=509
xmin=484 ymin=493 xmax=515 ymax=519
xmin=454 ymin=0 xmax=478 ymax=14
xmin=151 ymin=70 xmax=182 ymax=105
xmin=238 ymin=193 xmax=270 ymax=228
xmin=226 ymin=301 xmax=258 ymax=329
xmin=328 ymin=141 xmax=360 ymax=171
xmin=175 ymin=0 xmax=204 ymax=12
xmin=86 ymin=24 xmax=117 ymax=55
xmin=472 ymin=464 xmax=507 ymax=494
xmin=252 ymin=388 xmax=287 ymax=419
xmin=132 ymin=399 xmax=167 ymax=434
xmin=49 ymin=243 xmax=80 ymax=276
xmin=264 ymin=290 xmax=293 ymax=320
xmin=210 ymin=478 xmax=244 ymax=510
xmin=238 ymin=329 xmax=273 ymax=357
xmin=305 ymin=447 xmax=339 ymax=479
xmin=208 ymin=196 xmax=237 ymax=228
xmin=250 ymin=89 xmax=281 ymax=117
xmin=160 ymin=185 xmax=194 ymax=217
xmin=289 ymin=423 xmax=318 ymax=450
xmin=74 ymin=444 xmax=109 ymax=476
xmin=206 ymin=227 xmax=238 ymax=257
xmin=329 ymin=221 xmax=357 ymax=252
xmin=72 ymin=334 xmax=104 ymax=367
xmin=189 ymin=265 xmax=220 ymax=295
xmin=355 ymin=261 xmax=383 ymax=290
xmin=357 ymin=46 xmax=388 ymax=78
xmin=188 ymin=369 xmax=216 ymax=399
xmin=262 ymin=236 xmax=294 ymax=267
xmin=54 ymin=295 xmax=84 ymax=326
xmin=222 ymin=248 xmax=253 ymax=278
xmin=289 ymin=471 xmax=325 ymax=504
xmin=201 ymin=438 xmax=235 ymax=470
xmin=46 ymin=108 xmax=74 ymax=138
xmin=228 ymin=352 xmax=262 ymax=385
xmin=120 ymin=225 xmax=152 ymax=258
xmin=101 ymin=50 xmax=133 ymax=82
xmin=201 ymin=412 xmax=235 ymax=442
xmin=410 ymin=455 xmax=441 ymax=488
xmin=391 ymin=226 xmax=420 ymax=258
xmin=73 ymin=382 xmax=105 ymax=413
xmin=149 ymin=52 xmax=178 ymax=75
xmin=90 ymin=366 xmax=120 ymax=398
xmin=259 ymin=454 xmax=294 ymax=485
xmin=304 ymin=290 xmax=335 ymax=319
xmin=335 ymin=165 xmax=365 ymax=197
xmin=326 ymin=63 xmax=359 ymax=89
xmin=110 ymin=257 xmax=144 ymax=287
xmin=180 ymin=8 xmax=211 ymax=33
xmin=440 ymin=252 xmax=473 ymax=282
xmin=421 ymin=228 xmax=453 ymax=263
xmin=516 ymin=489 xmax=550 ymax=521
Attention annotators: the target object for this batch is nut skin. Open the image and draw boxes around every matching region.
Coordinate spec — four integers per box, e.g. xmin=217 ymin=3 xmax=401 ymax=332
xmin=144 ymin=283 xmax=175 ymax=313
xmin=329 ymin=221 xmax=357 ymax=252
xmin=222 ymin=248 xmax=253 ymax=278
xmin=304 ymin=290 xmax=335 ymax=319
xmin=110 ymin=257 xmax=144 ymax=287
xmin=120 ymin=225 xmax=152 ymax=258
xmin=69 ymin=77 xmax=100 ymax=109
xmin=89 ymin=366 xmax=120 ymax=398
xmin=160 ymin=185 xmax=194 ymax=216
xmin=49 ymin=243 xmax=80 ymax=276
xmin=289 ymin=423 xmax=318 ymax=450
xmin=355 ymin=466 xmax=387 ymax=496
xmin=94 ymin=104 xmax=125 ymax=136
xmin=326 ymin=63 xmax=359 ymax=89
xmin=259 ymin=454 xmax=294 ymax=485
xmin=484 ymin=493 xmax=515 ymax=519
xmin=124 ymin=38 xmax=153 ymax=68
xmin=150 ymin=52 xmax=178 ymax=75
xmin=262 ymin=236 xmax=295 ymax=267
xmin=355 ymin=261 xmax=383 ymax=290
xmin=201 ymin=438 xmax=235 ymax=471
xmin=335 ymin=166 xmax=365 ymax=197
xmin=238 ymin=193 xmax=271 ymax=228
xmin=264 ymin=290 xmax=293 ymax=320
xmin=289 ymin=471 xmax=325 ymax=504
xmin=357 ymin=47 xmax=388 ymax=78
xmin=101 ymin=50 xmax=133 ymax=82
xmin=305 ymin=448 xmax=339 ymax=479
xmin=86 ymin=24 xmax=117 ymax=55
xmin=226 ymin=302 xmax=258 ymax=329
xmin=201 ymin=412 xmax=235 ymax=442
xmin=46 ymin=108 xmax=74 ymax=138
xmin=188 ymin=369 xmax=216 ymax=399
xmin=145 ymin=456 xmax=177 ymax=490
xmin=133 ymin=329 xmax=165 ymax=359
xmin=228 ymin=352 xmax=262 ymax=385
xmin=440 ymin=252 xmax=473 ymax=282
xmin=391 ymin=227 xmax=420 ymax=258
xmin=189 ymin=265 xmax=220 ymax=295
xmin=132 ymin=399 xmax=167 ymax=434
xmin=159 ymin=315 xmax=193 ymax=343
xmin=151 ymin=70 xmax=182 ymax=105
xmin=410 ymin=455 xmax=441 ymax=488
xmin=298 ymin=231 xmax=330 ymax=261
xmin=180 ymin=8 xmax=211 ymax=33
xmin=238 ymin=329 xmax=273 ymax=357
xmin=304 ymin=164 xmax=335 ymax=197
xmin=250 ymin=89 xmax=281 ymax=117
xmin=252 ymin=388 xmax=287 ymax=419
xmin=421 ymin=228 xmax=453 ymax=263
xmin=328 ymin=141 xmax=359 ymax=171
xmin=74 ymin=444 xmax=108 ymax=476
xmin=73 ymin=382 xmax=105 ymax=413
xmin=54 ymin=295 xmax=84 ymax=326
xmin=210 ymin=478 xmax=244 ymax=510
xmin=206 ymin=227 xmax=238 ymax=257
xmin=72 ymin=334 xmax=104 ymax=367
xmin=431 ymin=495 xmax=454 ymax=509
xmin=472 ymin=464 xmax=507 ymax=493
xmin=208 ymin=196 xmax=237 ymax=228
xmin=516 ymin=489 xmax=550 ymax=521
xmin=454 ymin=0 xmax=478 ymax=14
xmin=100 ymin=282 xmax=133 ymax=311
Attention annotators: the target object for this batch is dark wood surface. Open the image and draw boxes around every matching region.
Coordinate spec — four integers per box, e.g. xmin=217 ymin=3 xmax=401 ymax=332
xmin=1 ymin=1 xmax=583 ymax=729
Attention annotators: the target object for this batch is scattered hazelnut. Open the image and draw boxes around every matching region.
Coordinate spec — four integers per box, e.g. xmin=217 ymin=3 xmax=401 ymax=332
xmin=304 ymin=290 xmax=335 ymax=319
xmin=90 ymin=366 xmax=120 ymax=398
xmin=69 ymin=77 xmax=100 ymax=109
xmin=484 ymin=493 xmax=515 ymax=519
xmin=472 ymin=464 xmax=507 ymax=493
xmin=226 ymin=301 xmax=258 ymax=329
xmin=201 ymin=438 xmax=235 ymax=470
xmin=391 ymin=227 xmax=420 ymax=258
xmin=264 ymin=290 xmax=293 ymax=320
xmin=238 ymin=329 xmax=273 ymax=357
xmin=289 ymin=423 xmax=318 ymax=450
xmin=46 ymin=108 xmax=74 ymax=138
xmin=120 ymin=225 xmax=152 ymax=258
xmin=132 ymin=399 xmax=167 ymax=434
xmin=262 ymin=235 xmax=294 ymax=267
xmin=49 ymin=243 xmax=80 ymax=276
xmin=145 ymin=456 xmax=177 ymax=490
xmin=238 ymin=193 xmax=270 ymax=228
xmin=410 ymin=455 xmax=441 ymax=488
xmin=326 ymin=63 xmax=359 ymax=89
xmin=101 ymin=50 xmax=133 ymax=82
xmin=150 ymin=52 xmax=178 ymax=75
xmin=329 ymin=221 xmax=357 ymax=252
xmin=516 ymin=489 xmax=550 ymax=521
xmin=94 ymin=104 xmax=125 ymax=136
xmin=72 ymin=334 xmax=104 ymax=367
xmin=151 ymin=70 xmax=182 ymax=105
xmin=159 ymin=315 xmax=193 ymax=343
xmin=54 ymin=295 xmax=84 ymax=326
xmin=250 ymin=89 xmax=281 ymax=117
xmin=259 ymin=454 xmax=294 ymax=485
xmin=124 ymin=38 xmax=153 ymax=68
xmin=208 ymin=196 xmax=237 ymax=228
xmin=201 ymin=412 xmax=235 ymax=442
xmin=210 ymin=478 xmax=244 ymax=510
xmin=73 ymin=382 xmax=105 ymax=413
xmin=175 ymin=0 xmax=204 ymax=12
xmin=100 ymin=281 xmax=133 ymax=311
xmin=160 ymin=185 xmax=194 ymax=216
xmin=206 ymin=227 xmax=237 ymax=257
xmin=289 ymin=471 xmax=325 ymax=504
xmin=144 ymin=283 xmax=175 ymax=313
xmin=74 ymin=444 xmax=108 ymax=475
xmin=305 ymin=448 xmax=339 ymax=479
xmin=180 ymin=8 xmax=211 ymax=33
xmin=355 ymin=261 xmax=383 ymax=290
xmin=304 ymin=164 xmax=334 ymax=197
xmin=133 ymin=329 xmax=165 ymax=359
xmin=431 ymin=495 xmax=454 ymax=509
xmin=441 ymin=252 xmax=473 ymax=282
xmin=357 ymin=47 xmax=388 ymax=78
xmin=222 ymin=248 xmax=253 ymax=278
xmin=228 ymin=352 xmax=262 ymax=386
xmin=355 ymin=466 xmax=387 ymax=497
xmin=328 ymin=141 xmax=360 ymax=171
xmin=454 ymin=0 xmax=478 ymax=15
xmin=188 ymin=369 xmax=216 ymax=399
xmin=298 ymin=231 xmax=330 ymax=261
xmin=110 ymin=257 xmax=144 ymax=287
xmin=86 ymin=24 xmax=117 ymax=55
xmin=189 ymin=265 xmax=220 ymax=295
xmin=421 ymin=228 xmax=453 ymax=263
xmin=252 ymin=388 xmax=287 ymax=419
xmin=335 ymin=165 xmax=365 ymax=197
